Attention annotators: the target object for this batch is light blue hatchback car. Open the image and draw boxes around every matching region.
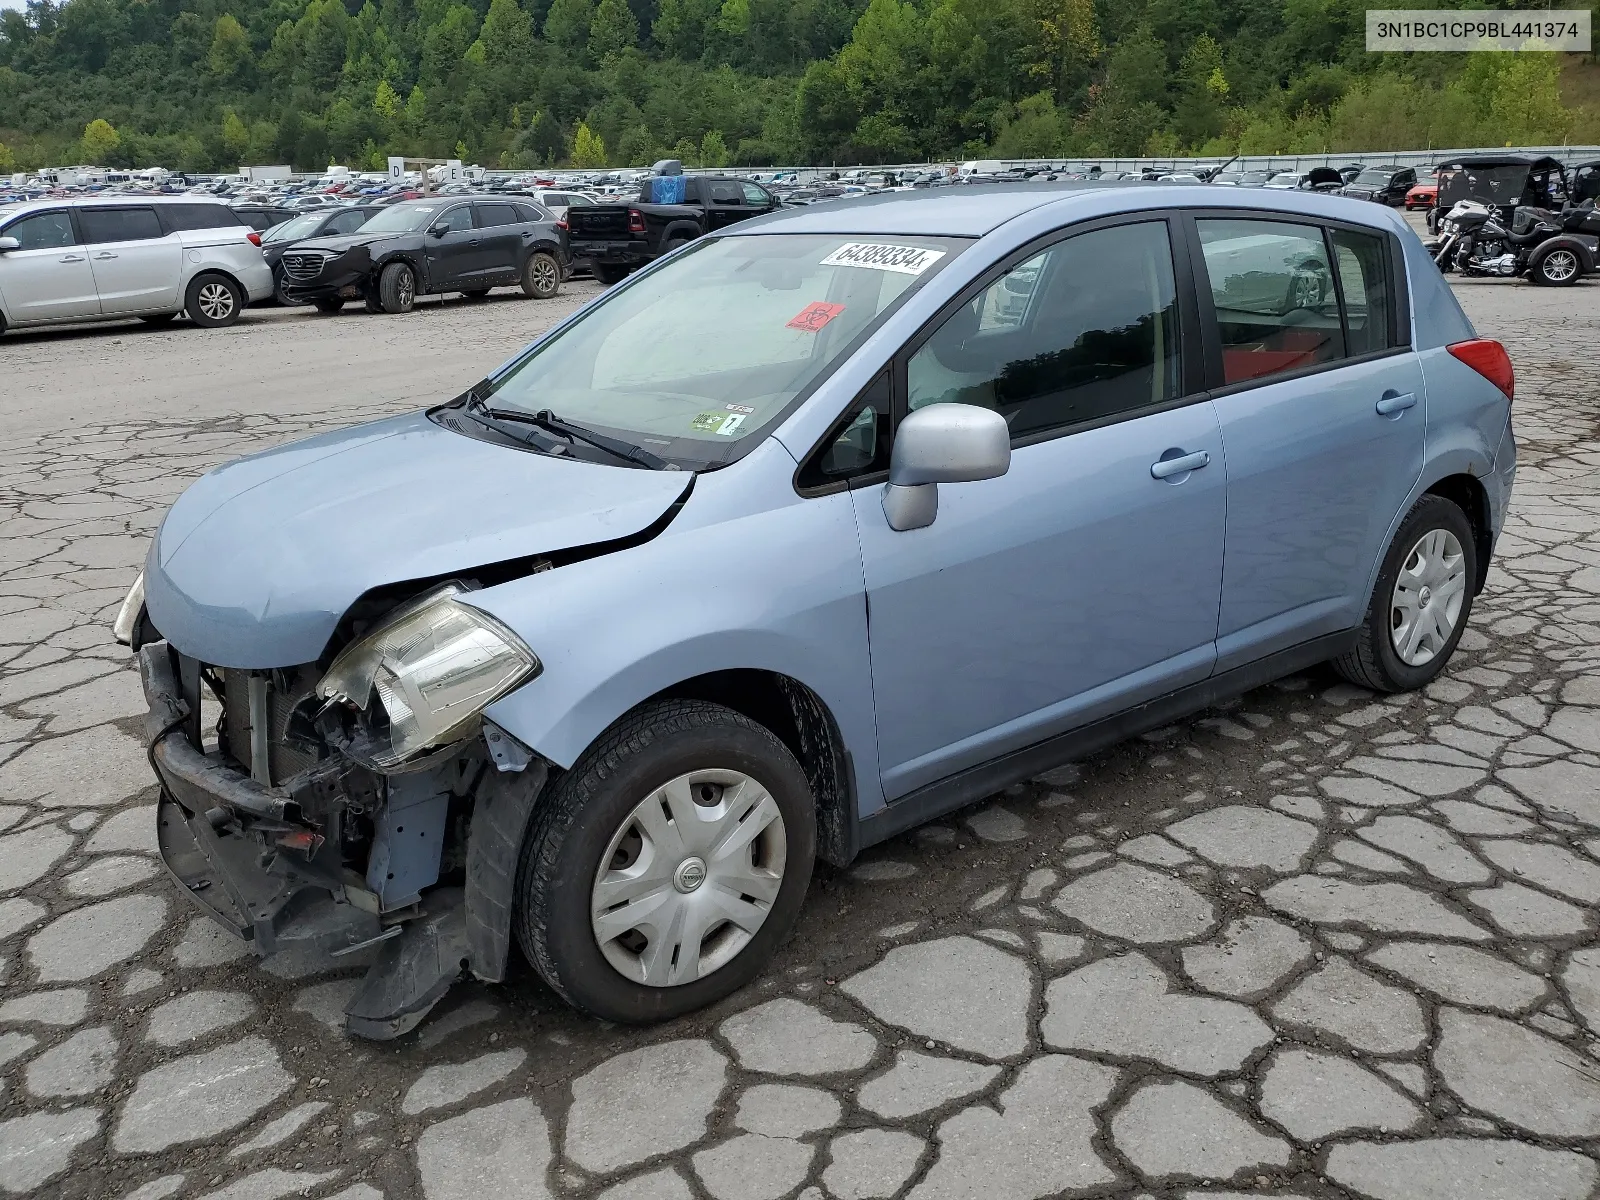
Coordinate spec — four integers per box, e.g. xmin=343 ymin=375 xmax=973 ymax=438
xmin=122 ymin=183 xmax=1517 ymax=1037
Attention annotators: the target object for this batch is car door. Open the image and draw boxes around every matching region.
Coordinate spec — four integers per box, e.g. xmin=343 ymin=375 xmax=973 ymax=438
xmin=848 ymin=218 xmax=1227 ymax=799
xmin=1192 ymin=215 xmax=1424 ymax=671
xmin=472 ymin=202 xmax=523 ymax=284
xmin=78 ymin=206 xmax=182 ymax=314
xmin=0 ymin=208 xmax=99 ymax=323
xmin=703 ymin=181 xmax=748 ymax=231
xmin=421 ymin=203 xmax=479 ymax=292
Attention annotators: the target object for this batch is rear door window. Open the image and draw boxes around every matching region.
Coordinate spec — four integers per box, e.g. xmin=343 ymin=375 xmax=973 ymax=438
xmin=4 ymin=210 xmax=76 ymax=249
xmin=1196 ymin=219 xmax=1344 ymax=385
xmin=707 ymin=181 xmax=743 ymax=206
xmin=476 ymin=202 xmax=519 ymax=228
xmin=78 ymin=207 xmax=164 ymax=244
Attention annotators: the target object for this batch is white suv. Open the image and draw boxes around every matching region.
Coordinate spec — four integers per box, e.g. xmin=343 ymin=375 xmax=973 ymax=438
xmin=0 ymin=197 xmax=273 ymax=335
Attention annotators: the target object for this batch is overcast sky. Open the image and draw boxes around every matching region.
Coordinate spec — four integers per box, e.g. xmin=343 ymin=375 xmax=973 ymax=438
xmin=0 ymin=0 xmax=25 ymax=13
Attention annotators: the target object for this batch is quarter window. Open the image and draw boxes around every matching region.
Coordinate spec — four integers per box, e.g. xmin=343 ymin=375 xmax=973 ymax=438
xmin=159 ymin=204 xmax=245 ymax=232
xmin=4 ymin=211 xmax=76 ymax=250
xmin=907 ymin=220 xmax=1183 ymax=439
xmin=78 ymin=207 xmax=164 ymax=244
xmin=1197 ymin=219 xmax=1343 ymax=385
xmin=1329 ymin=229 xmax=1394 ymax=356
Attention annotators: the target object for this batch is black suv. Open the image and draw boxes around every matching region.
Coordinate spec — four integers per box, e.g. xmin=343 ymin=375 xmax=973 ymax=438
xmin=1340 ymin=165 xmax=1417 ymax=206
xmin=279 ymin=197 xmax=570 ymax=314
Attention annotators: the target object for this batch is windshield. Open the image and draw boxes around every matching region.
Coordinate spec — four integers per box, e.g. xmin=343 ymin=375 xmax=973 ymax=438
xmin=482 ymin=233 xmax=964 ymax=469
xmin=356 ymin=204 xmax=441 ymax=233
xmin=1355 ymin=169 xmax=1397 ymax=185
xmin=1239 ymin=172 xmax=1273 ymax=185
xmin=263 ymin=213 xmax=325 ymax=243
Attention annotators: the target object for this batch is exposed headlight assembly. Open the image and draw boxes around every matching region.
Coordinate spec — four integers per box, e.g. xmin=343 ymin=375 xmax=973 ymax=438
xmin=317 ymin=584 xmax=540 ymax=768
xmin=113 ymin=572 xmax=146 ymax=647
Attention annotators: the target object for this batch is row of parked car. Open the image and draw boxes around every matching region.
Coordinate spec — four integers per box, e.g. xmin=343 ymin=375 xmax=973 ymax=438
xmin=0 ymin=191 xmax=575 ymax=335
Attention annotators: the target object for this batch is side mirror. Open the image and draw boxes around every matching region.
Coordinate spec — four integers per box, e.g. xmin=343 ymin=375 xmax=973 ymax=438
xmin=882 ymin=403 xmax=1010 ymax=532
xmin=0 ymin=236 xmax=18 ymax=253
xmin=429 ymin=222 xmax=449 ymax=238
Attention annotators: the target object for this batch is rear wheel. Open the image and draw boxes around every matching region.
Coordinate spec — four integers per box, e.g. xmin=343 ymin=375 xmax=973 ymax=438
xmin=1530 ymin=247 xmax=1582 ymax=286
xmin=378 ymin=262 xmax=416 ymax=314
xmin=515 ymin=699 xmax=815 ymax=1023
xmin=1333 ymin=494 xmax=1477 ymax=693
xmin=592 ymin=262 xmax=630 ymax=286
xmin=313 ymin=297 xmax=345 ymax=314
xmin=184 ymin=273 xmax=243 ymax=328
xmin=521 ymin=251 xmax=561 ymax=299
xmin=663 ymin=236 xmax=693 ymax=253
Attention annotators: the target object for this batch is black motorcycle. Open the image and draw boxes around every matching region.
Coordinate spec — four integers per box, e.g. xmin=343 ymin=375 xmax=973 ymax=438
xmin=1430 ymin=198 xmax=1598 ymax=285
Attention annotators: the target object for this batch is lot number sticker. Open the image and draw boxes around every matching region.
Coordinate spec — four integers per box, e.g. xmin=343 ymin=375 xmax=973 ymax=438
xmin=820 ymin=243 xmax=947 ymax=275
xmin=786 ymin=301 xmax=847 ymax=333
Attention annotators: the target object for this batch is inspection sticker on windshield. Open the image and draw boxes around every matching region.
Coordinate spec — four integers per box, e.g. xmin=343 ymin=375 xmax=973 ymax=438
xmin=820 ymin=242 xmax=946 ymax=275
xmin=691 ymin=410 xmax=746 ymax=436
xmin=786 ymin=301 xmax=846 ymax=332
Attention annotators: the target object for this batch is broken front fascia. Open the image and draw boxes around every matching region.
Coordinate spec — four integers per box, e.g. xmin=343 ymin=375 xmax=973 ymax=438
xmin=141 ymin=637 xmax=547 ymax=1039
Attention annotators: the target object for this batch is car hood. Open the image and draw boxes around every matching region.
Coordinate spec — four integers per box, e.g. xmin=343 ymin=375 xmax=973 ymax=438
xmin=145 ymin=412 xmax=692 ymax=668
xmin=292 ymin=231 xmax=417 ymax=254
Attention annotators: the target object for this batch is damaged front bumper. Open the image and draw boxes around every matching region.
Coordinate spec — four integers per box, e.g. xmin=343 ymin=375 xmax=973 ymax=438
xmin=141 ymin=642 xmax=545 ymax=1038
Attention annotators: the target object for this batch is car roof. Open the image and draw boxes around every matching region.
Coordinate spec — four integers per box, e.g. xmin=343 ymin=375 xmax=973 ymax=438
xmin=732 ymin=181 xmax=1410 ymax=240
xmin=4 ymin=195 xmax=235 ymax=212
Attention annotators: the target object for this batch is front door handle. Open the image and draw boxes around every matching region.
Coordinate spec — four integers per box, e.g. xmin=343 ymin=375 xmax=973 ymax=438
xmin=1376 ymin=391 xmax=1417 ymax=416
xmin=60 ymin=254 xmax=85 ymax=262
xmin=1150 ymin=450 xmax=1211 ymax=479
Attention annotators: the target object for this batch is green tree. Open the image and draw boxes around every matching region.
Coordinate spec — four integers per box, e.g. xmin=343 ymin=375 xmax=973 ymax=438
xmin=590 ymin=0 xmax=638 ymax=60
xmin=221 ymin=110 xmax=250 ymax=162
xmin=544 ymin=0 xmax=593 ymax=48
xmin=653 ymin=0 xmax=721 ymax=59
xmin=406 ymin=85 xmax=428 ymax=127
xmin=527 ymin=109 xmax=566 ymax=161
xmin=479 ymin=0 xmax=535 ymax=64
xmin=0 ymin=142 xmax=13 ymax=174
xmin=81 ymin=118 xmax=121 ymax=163
xmin=572 ymin=119 xmax=607 ymax=165
xmin=295 ymin=0 xmax=353 ymax=92
xmin=374 ymin=79 xmax=402 ymax=119
xmin=207 ymin=14 xmax=252 ymax=82
xmin=699 ymin=127 xmax=729 ymax=165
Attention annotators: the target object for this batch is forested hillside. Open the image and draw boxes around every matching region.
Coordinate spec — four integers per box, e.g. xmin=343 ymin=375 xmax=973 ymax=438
xmin=0 ymin=0 xmax=1596 ymax=172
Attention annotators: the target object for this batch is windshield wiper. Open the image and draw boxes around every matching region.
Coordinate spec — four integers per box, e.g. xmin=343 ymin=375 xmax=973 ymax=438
xmin=456 ymin=390 xmax=569 ymax=455
xmin=509 ymin=408 xmax=669 ymax=470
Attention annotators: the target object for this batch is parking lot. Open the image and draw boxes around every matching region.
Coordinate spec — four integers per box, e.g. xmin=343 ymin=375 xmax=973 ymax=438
xmin=2 ymin=269 xmax=1600 ymax=1200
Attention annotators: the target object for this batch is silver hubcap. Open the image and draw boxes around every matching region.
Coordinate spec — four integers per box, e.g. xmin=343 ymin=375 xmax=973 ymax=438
xmin=398 ymin=272 xmax=413 ymax=305
xmin=1544 ymin=251 xmax=1578 ymax=281
xmin=1390 ymin=528 xmax=1467 ymax=667
xmin=532 ymin=257 xmax=556 ymax=292
xmin=591 ymin=769 xmax=786 ymax=988
xmin=197 ymin=283 xmax=233 ymax=320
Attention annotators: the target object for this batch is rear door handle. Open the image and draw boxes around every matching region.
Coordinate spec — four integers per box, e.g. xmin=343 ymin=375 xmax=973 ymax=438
xmin=94 ymin=252 xmax=118 ymax=260
xmin=1376 ymin=391 xmax=1417 ymax=416
xmin=1150 ymin=450 xmax=1211 ymax=479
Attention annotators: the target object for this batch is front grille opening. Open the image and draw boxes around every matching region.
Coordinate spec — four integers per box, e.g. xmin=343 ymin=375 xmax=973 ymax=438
xmin=219 ymin=665 xmax=325 ymax=785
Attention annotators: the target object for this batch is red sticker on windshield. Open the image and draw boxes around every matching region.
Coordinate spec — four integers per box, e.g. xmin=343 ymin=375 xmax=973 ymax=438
xmin=787 ymin=301 xmax=846 ymax=333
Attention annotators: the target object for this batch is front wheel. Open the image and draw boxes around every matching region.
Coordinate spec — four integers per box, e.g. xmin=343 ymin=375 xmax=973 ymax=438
xmin=1530 ymin=247 xmax=1582 ymax=286
xmin=1333 ymin=494 xmax=1478 ymax=693
xmin=378 ymin=262 xmax=416 ymax=314
xmin=591 ymin=262 xmax=630 ymax=286
xmin=184 ymin=273 xmax=243 ymax=328
xmin=515 ymin=700 xmax=816 ymax=1023
xmin=521 ymin=251 xmax=560 ymax=299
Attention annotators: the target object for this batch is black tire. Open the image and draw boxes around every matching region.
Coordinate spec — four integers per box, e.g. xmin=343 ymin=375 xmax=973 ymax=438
xmin=184 ymin=273 xmax=243 ymax=328
xmin=1529 ymin=247 xmax=1583 ymax=287
xmin=273 ymin=268 xmax=304 ymax=307
xmin=313 ymin=297 xmax=345 ymax=314
xmin=521 ymin=251 xmax=561 ymax=299
xmin=592 ymin=262 xmax=630 ymax=286
xmin=363 ymin=291 xmax=384 ymax=314
xmin=378 ymin=262 xmax=416 ymax=314
xmin=139 ymin=312 xmax=177 ymax=326
xmin=664 ymin=236 xmax=693 ymax=253
xmin=1333 ymin=494 xmax=1478 ymax=693
xmin=515 ymin=699 xmax=816 ymax=1023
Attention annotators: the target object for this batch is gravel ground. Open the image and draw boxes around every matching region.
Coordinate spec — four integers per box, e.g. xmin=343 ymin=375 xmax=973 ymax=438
xmin=1 ymin=268 xmax=1599 ymax=1200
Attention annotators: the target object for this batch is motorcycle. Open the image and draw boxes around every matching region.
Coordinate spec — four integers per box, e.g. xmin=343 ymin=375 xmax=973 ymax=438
xmin=1429 ymin=198 xmax=1598 ymax=286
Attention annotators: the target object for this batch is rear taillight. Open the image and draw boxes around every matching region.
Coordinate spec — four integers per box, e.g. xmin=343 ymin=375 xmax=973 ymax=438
xmin=628 ymin=209 xmax=645 ymax=233
xmin=247 ymin=231 xmax=262 ymax=246
xmin=556 ymin=217 xmax=568 ymax=231
xmin=1448 ymin=338 xmax=1514 ymax=401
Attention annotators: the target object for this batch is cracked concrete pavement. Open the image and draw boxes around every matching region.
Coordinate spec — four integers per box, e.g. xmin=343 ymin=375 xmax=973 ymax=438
xmin=2 ymin=272 xmax=1600 ymax=1200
